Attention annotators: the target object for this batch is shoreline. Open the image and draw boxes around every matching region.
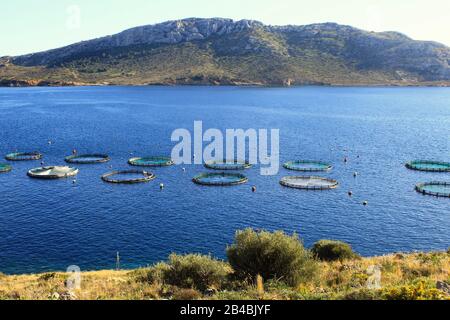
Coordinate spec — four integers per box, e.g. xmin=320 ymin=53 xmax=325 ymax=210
xmin=1 ymin=250 xmax=449 ymax=300
xmin=1 ymin=81 xmax=450 ymax=89
xmin=2 ymin=249 xmax=448 ymax=276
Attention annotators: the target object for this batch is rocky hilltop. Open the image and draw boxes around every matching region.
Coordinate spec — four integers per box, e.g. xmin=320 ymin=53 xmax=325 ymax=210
xmin=1 ymin=18 xmax=450 ymax=86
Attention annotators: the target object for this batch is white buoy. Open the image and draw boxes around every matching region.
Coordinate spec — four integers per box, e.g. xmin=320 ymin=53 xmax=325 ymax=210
xmin=348 ymin=191 xmax=353 ymax=197
xmin=72 ymin=179 xmax=77 ymax=184
xmin=160 ymin=183 xmax=164 ymax=190
xmin=182 ymin=168 xmax=186 ymax=172
xmin=363 ymin=201 xmax=368 ymax=206
xmin=252 ymin=186 xmax=257 ymax=193
xmin=353 ymin=172 xmax=358 ymax=177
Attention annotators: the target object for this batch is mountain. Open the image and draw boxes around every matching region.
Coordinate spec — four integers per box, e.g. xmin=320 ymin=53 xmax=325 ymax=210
xmin=1 ymin=18 xmax=450 ymax=87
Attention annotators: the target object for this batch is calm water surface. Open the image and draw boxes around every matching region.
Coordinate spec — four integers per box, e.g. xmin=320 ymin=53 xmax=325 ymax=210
xmin=0 ymin=86 xmax=449 ymax=274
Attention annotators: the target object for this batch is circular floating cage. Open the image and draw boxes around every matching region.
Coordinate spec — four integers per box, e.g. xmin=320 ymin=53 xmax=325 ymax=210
xmin=101 ymin=170 xmax=156 ymax=184
xmin=280 ymin=176 xmax=339 ymax=190
xmin=205 ymin=160 xmax=252 ymax=171
xmin=0 ymin=164 xmax=12 ymax=173
xmin=193 ymin=172 xmax=248 ymax=186
xmin=284 ymin=161 xmax=332 ymax=172
xmin=65 ymin=154 xmax=110 ymax=164
xmin=416 ymin=182 xmax=450 ymax=198
xmin=406 ymin=160 xmax=450 ymax=172
xmin=5 ymin=152 xmax=42 ymax=161
xmin=128 ymin=157 xmax=174 ymax=167
xmin=27 ymin=166 xmax=79 ymax=180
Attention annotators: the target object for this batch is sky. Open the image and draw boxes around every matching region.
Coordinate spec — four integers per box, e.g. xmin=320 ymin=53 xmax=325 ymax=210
xmin=1 ymin=0 xmax=450 ymax=56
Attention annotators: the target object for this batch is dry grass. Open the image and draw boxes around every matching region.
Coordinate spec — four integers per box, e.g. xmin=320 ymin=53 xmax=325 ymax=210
xmin=0 ymin=252 xmax=449 ymax=300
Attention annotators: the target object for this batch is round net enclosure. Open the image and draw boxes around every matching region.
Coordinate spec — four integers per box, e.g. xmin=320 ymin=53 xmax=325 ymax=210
xmin=27 ymin=166 xmax=79 ymax=179
xmin=0 ymin=164 xmax=12 ymax=173
xmin=5 ymin=152 xmax=42 ymax=161
xmin=128 ymin=157 xmax=174 ymax=167
xmin=280 ymin=176 xmax=339 ymax=190
xmin=284 ymin=161 xmax=332 ymax=172
xmin=101 ymin=170 xmax=156 ymax=184
xmin=65 ymin=154 xmax=110 ymax=164
xmin=406 ymin=160 xmax=450 ymax=172
xmin=416 ymin=182 xmax=450 ymax=198
xmin=193 ymin=172 xmax=248 ymax=186
xmin=204 ymin=160 xmax=252 ymax=171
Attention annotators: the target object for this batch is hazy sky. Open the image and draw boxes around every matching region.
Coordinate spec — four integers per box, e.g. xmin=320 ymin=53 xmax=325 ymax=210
xmin=1 ymin=0 xmax=449 ymax=56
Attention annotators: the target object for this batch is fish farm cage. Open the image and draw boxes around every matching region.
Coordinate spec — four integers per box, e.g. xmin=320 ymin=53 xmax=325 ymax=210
xmin=283 ymin=160 xmax=333 ymax=172
xmin=128 ymin=157 xmax=174 ymax=167
xmin=280 ymin=176 xmax=339 ymax=190
xmin=5 ymin=152 xmax=42 ymax=161
xmin=406 ymin=160 xmax=450 ymax=172
xmin=27 ymin=166 xmax=79 ymax=180
xmin=65 ymin=154 xmax=110 ymax=164
xmin=193 ymin=172 xmax=249 ymax=186
xmin=415 ymin=182 xmax=450 ymax=198
xmin=204 ymin=160 xmax=252 ymax=171
xmin=101 ymin=170 xmax=156 ymax=184
xmin=0 ymin=164 xmax=12 ymax=173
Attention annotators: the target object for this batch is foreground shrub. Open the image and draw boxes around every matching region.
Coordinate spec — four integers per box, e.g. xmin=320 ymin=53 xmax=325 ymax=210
xmin=343 ymin=289 xmax=382 ymax=300
xmin=164 ymin=254 xmax=230 ymax=291
xmin=312 ymin=240 xmax=359 ymax=261
xmin=132 ymin=262 xmax=171 ymax=284
xmin=172 ymin=288 xmax=202 ymax=300
xmin=134 ymin=254 xmax=230 ymax=292
xmin=226 ymin=229 xmax=317 ymax=286
xmin=382 ymin=281 xmax=446 ymax=300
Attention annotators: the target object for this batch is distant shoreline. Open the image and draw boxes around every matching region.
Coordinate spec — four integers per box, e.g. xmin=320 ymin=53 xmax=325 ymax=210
xmin=1 ymin=81 xmax=450 ymax=88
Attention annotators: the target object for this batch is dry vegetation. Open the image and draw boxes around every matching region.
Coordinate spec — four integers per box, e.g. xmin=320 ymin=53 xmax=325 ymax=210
xmin=1 ymin=230 xmax=449 ymax=301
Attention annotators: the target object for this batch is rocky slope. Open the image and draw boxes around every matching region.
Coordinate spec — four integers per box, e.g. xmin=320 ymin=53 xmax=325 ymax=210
xmin=1 ymin=18 xmax=450 ymax=86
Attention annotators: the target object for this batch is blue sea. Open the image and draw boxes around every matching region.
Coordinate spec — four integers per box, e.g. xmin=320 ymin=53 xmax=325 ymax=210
xmin=0 ymin=86 xmax=449 ymax=274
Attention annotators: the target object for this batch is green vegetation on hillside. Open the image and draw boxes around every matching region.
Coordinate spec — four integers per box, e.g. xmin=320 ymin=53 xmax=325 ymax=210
xmin=1 ymin=19 xmax=450 ymax=87
xmin=0 ymin=229 xmax=449 ymax=300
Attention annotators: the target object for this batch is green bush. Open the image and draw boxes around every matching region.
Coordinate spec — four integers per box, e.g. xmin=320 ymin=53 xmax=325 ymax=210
xmin=132 ymin=254 xmax=230 ymax=292
xmin=172 ymin=288 xmax=202 ymax=300
xmin=164 ymin=254 xmax=230 ymax=292
xmin=131 ymin=262 xmax=170 ymax=284
xmin=311 ymin=240 xmax=358 ymax=262
xmin=226 ymin=229 xmax=317 ymax=286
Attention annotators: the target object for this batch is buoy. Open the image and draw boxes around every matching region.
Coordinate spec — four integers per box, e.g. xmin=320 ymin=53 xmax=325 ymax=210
xmin=160 ymin=183 xmax=164 ymax=190
xmin=72 ymin=149 xmax=77 ymax=155
xmin=344 ymin=157 xmax=348 ymax=163
xmin=72 ymin=180 xmax=77 ymax=184
xmin=348 ymin=191 xmax=353 ymax=197
xmin=353 ymin=172 xmax=358 ymax=177
xmin=252 ymin=186 xmax=257 ymax=193
xmin=182 ymin=168 xmax=186 ymax=172
xmin=48 ymin=140 xmax=52 ymax=145
xmin=363 ymin=201 xmax=368 ymax=206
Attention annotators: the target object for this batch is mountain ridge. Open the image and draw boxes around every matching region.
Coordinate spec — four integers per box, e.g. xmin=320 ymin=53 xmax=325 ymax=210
xmin=1 ymin=18 xmax=450 ymax=87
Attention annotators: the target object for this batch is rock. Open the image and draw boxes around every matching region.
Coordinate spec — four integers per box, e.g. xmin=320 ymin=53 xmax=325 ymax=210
xmin=436 ymin=281 xmax=450 ymax=294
